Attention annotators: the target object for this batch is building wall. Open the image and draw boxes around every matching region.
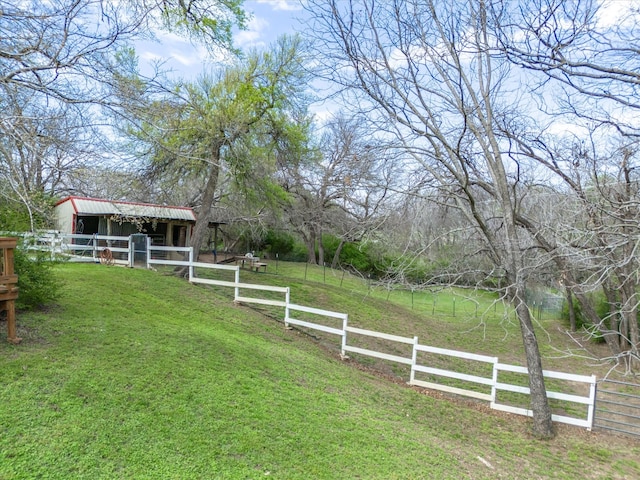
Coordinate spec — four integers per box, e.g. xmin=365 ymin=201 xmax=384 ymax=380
xmin=54 ymin=200 xmax=76 ymax=234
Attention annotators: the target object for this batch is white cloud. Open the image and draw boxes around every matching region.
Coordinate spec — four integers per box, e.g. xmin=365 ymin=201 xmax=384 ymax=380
xmin=253 ymin=0 xmax=303 ymax=11
xmin=596 ymin=0 xmax=638 ymax=28
xmin=235 ymin=16 xmax=270 ymax=48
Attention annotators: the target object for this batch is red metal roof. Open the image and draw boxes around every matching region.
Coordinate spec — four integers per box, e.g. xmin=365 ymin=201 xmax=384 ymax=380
xmin=55 ymin=196 xmax=196 ymax=222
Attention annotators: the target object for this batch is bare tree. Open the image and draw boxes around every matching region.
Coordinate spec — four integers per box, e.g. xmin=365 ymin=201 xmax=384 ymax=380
xmin=489 ymin=0 xmax=640 ymax=366
xmin=492 ymin=0 xmax=640 ymax=137
xmin=0 ymin=0 xmax=245 ymax=102
xmin=0 ymin=0 xmax=246 ymax=220
xmin=0 ymin=84 xmax=104 ymax=228
xmin=511 ymin=130 xmax=640 ymax=369
xmin=279 ymin=114 xmax=402 ymax=265
xmin=306 ymin=0 xmax=556 ymax=437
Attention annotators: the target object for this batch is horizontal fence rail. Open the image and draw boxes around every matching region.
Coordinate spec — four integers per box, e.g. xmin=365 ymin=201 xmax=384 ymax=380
xmin=16 ymin=232 xmax=133 ymax=265
xmin=147 ymin=243 xmax=193 ymax=266
xmin=343 ymin=326 xmax=416 ymax=365
xmin=492 ymin=363 xmax=597 ymax=429
xmin=234 ymin=283 xmax=290 ymax=308
xmin=410 ymin=346 xmax=498 ymax=402
xmin=285 ymin=304 xmax=347 ymax=337
xmin=10 ymin=230 xmax=617 ymax=432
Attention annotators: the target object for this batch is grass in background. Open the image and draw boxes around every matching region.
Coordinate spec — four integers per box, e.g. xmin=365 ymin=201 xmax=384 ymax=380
xmin=195 ymin=261 xmax=601 ymax=372
xmin=191 ymin=260 xmax=617 ymax=417
xmin=1 ymin=263 xmax=638 ymax=479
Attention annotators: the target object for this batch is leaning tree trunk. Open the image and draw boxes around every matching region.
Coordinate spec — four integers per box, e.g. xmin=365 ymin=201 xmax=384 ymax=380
xmin=511 ymin=281 xmax=555 ymax=438
xmin=189 ymin=147 xmax=221 ymax=260
xmin=331 ymin=238 xmax=346 ymax=269
xmin=489 ymin=147 xmax=555 ymax=438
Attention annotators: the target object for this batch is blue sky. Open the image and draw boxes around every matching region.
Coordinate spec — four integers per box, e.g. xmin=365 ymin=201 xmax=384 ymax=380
xmin=134 ymin=1 xmax=338 ymax=121
xmin=135 ymin=0 xmax=306 ymax=80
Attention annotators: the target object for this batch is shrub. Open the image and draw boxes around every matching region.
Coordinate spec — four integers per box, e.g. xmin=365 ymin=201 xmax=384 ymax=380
xmin=335 ymin=241 xmax=364 ymax=270
xmin=285 ymin=240 xmax=308 ymax=262
xmin=263 ymin=230 xmax=296 ymax=258
xmin=560 ymin=291 xmax=612 ymax=343
xmin=13 ymin=246 xmax=61 ymax=310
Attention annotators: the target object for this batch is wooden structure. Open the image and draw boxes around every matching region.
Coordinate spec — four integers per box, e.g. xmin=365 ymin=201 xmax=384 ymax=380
xmin=234 ymin=255 xmax=268 ymax=272
xmin=0 ymin=237 xmax=20 ymax=344
xmin=54 ymin=196 xmax=196 ymax=247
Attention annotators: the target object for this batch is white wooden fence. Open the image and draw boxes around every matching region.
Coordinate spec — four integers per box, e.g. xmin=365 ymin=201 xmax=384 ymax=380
xmin=12 ymin=232 xmax=133 ymax=265
xmin=18 ymin=232 xmax=599 ymax=430
xmin=147 ymin=239 xmax=290 ymax=309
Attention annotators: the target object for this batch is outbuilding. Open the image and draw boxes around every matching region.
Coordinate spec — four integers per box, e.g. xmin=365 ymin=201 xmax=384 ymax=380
xmin=54 ymin=196 xmax=196 ymax=247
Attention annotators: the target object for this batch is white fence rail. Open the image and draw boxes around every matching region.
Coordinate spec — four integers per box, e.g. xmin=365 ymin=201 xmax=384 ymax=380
xmin=10 ymin=232 xmax=133 ymax=265
xmin=286 ymin=303 xmax=347 ymax=337
xmin=344 ymin=326 xmax=416 ymax=365
xmin=13 ymin=231 xmax=600 ymax=430
xmin=492 ymin=363 xmax=597 ymax=429
xmin=410 ymin=346 xmax=498 ymax=402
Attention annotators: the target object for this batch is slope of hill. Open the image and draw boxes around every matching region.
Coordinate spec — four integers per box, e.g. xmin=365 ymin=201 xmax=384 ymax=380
xmin=1 ymin=263 xmax=638 ymax=479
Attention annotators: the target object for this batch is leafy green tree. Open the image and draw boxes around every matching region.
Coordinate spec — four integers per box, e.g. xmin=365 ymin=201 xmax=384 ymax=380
xmin=122 ymin=35 xmax=312 ymax=258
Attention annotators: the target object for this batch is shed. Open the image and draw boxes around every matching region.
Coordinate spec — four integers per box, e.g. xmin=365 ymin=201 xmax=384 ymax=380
xmin=54 ymin=196 xmax=196 ymax=247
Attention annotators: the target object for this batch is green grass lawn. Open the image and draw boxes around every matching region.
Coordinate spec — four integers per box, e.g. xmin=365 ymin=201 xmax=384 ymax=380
xmin=1 ymin=263 xmax=639 ymax=479
xmin=192 ymin=261 xmax=607 ymax=375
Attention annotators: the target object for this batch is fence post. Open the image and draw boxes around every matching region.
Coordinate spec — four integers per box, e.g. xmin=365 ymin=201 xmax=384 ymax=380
xmin=146 ymin=237 xmax=152 ymax=269
xmin=188 ymin=247 xmax=194 ymax=281
xmin=234 ymin=267 xmax=240 ymax=302
xmin=92 ymin=233 xmax=98 ymax=262
xmin=340 ymin=315 xmax=349 ymax=359
xmin=128 ymin=235 xmax=134 ymax=268
xmin=409 ymin=336 xmax=419 ymax=385
xmin=490 ymin=360 xmax=499 ymax=407
xmin=284 ymin=288 xmax=291 ymax=327
xmin=586 ymin=375 xmax=597 ymax=431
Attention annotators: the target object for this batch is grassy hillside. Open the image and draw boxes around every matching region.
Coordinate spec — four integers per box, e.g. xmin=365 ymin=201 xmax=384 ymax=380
xmin=1 ymin=263 xmax=638 ymax=479
xmin=192 ymin=261 xmax=612 ymax=376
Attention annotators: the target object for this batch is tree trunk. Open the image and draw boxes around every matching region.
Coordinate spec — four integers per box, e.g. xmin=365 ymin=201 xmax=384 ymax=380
xmin=189 ymin=147 xmax=221 ymax=260
xmin=552 ymin=262 xmax=623 ymax=358
xmin=602 ymin=283 xmax=622 ymax=349
xmin=331 ymin=238 xmax=346 ymax=269
xmin=620 ymin=282 xmax=639 ymax=370
xmin=317 ymin=227 xmax=325 ymax=267
xmin=305 ymin=226 xmax=317 ymax=264
xmin=565 ymin=286 xmax=576 ymax=332
xmin=488 ymin=144 xmax=555 ymax=438
xmin=513 ymin=292 xmax=555 ymax=438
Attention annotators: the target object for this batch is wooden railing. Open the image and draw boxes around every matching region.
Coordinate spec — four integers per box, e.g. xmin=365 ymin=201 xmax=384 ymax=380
xmin=0 ymin=237 xmax=20 ymax=344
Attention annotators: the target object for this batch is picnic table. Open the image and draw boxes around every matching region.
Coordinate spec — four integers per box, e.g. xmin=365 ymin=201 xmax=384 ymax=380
xmin=234 ymin=255 xmax=267 ymax=272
